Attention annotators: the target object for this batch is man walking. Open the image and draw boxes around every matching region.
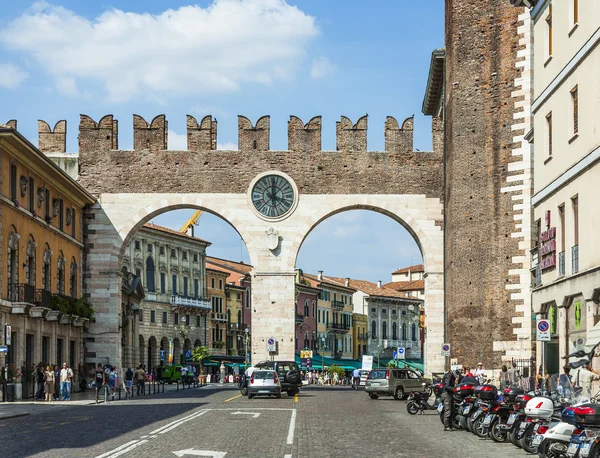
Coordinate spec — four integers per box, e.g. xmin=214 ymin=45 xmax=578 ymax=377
xmin=352 ymin=368 xmax=360 ymax=390
xmin=53 ymin=365 xmax=61 ymax=401
xmin=34 ymin=364 xmax=45 ymax=401
xmin=135 ymin=365 xmax=146 ymax=396
xmin=125 ymin=368 xmax=134 ymax=396
xmin=441 ymin=368 xmax=457 ymax=431
xmin=60 ymin=362 xmax=74 ymax=401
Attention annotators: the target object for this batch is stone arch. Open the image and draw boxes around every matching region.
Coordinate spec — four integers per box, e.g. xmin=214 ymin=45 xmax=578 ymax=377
xmin=194 ymin=339 xmax=202 ymax=348
xmin=148 ymin=336 xmax=157 ymax=370
xmin=173 ymin=338 xmax=181 ymax=365
xmin=139 ymin=335 xmax=145 ymax=367
xmin=184 ymin=338 xmax=192 ymax=351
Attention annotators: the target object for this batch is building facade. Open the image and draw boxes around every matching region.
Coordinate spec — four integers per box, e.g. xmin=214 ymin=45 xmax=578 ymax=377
xmin=385 ymin=264 xmax=425 ymax=299
xmin=294 ymin=270 xmax=320 ymax=354
xmin=121 ymin=223 xmax=211 ymax=370
xmin=0 ymin=125 xmax=94 ymax=396
xmin=206 ymin=266 xmax=229 ymax=357
xmin=353 ymin=313 xmax=368 ymax=360
xmin=529 ymin=1 xmax=600 ymax=373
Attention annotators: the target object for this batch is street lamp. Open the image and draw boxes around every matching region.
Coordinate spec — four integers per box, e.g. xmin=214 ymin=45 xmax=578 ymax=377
xmin=320 ymin=336 xmax=326 ymax=372
xmin=366 ymin=332 xmax=382 ymax=368
xmin=237 ymin=327 xmax=250 ymax=370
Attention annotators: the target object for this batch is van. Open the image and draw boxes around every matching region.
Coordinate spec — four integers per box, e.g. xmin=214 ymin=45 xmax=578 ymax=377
xmin=364 ymin=368 xmax=431 ymax=400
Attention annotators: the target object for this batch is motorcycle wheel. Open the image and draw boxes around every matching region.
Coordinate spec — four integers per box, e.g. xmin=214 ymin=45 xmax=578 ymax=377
xmin=538 ymin=438 xmax=567 ymax=458
xmin=509 ymin=428 xmax=521 ymax=448
xmin=452 ymin=415 xmax=462 ymax=430
xmin=458 ymin=415 xmax=468 ymax=431
xmin=473 ymin=415 xmax=488 ymax=438
xmin=406 ymin=401 xmax=419 ymax=415
xmin=519 ymin=426 xmax=537 ymax=454
xmin=439 ymin=408 xmax=445 ymax=425
xmin=488 ymin=418 xmax=507 ymax=443
xmin=466 ymin=415 xmax=475 ymax=433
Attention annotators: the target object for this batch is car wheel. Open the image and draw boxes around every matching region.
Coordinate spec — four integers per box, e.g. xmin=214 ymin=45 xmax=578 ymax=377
xmin=369 ymin=394 xmax=378 ymax=400
xmin=287 ymin=389 xmax=295 ymax=396
xmin=248 ymin=394 xmax=254 ymax=399
xmin=240 ymin=387 xmax=248 ymax=396
xmin=394 ymin=387 xmax=404 ymax=401
xmin=276 ymin=393 xmax=282 ymax=399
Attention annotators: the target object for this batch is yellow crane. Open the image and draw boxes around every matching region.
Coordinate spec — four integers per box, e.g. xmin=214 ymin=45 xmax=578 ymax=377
xmin=180 ymin=210 xmax=204 ymax=237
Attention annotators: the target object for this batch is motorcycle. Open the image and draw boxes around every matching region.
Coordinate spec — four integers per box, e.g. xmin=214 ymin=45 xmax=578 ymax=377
xmin=406 ymin=385 xmax=440 ymax=415
xmin=520 ymin=395 xmax=567 ymax=454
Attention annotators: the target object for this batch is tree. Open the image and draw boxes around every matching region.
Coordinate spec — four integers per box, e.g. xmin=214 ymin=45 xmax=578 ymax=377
xmin=387 ymin=360 xmax=397 ymax=369
xmin=191 ymin=346 xmax=210 ymax=376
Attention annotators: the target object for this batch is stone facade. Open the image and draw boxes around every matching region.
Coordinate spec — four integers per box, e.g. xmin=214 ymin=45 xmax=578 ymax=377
xmin=443 ymin=1 xmax=532 ymax=367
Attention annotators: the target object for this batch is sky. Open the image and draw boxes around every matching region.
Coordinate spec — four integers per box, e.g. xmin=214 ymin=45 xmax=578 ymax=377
xmin=0 ymin=0 xmax=442 ymax=281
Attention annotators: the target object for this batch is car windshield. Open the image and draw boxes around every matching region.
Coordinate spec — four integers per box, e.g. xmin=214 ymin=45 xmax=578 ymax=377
xmin=368 ymin=370 xmax=387 ymax=380
xmin=253 ymin=371 xmax=275 ymax=380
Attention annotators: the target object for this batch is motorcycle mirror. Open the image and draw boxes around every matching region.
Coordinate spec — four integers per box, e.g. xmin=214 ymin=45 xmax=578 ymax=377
xmin=422 ymin=382 xmax=426 ymax=386
xmin=565 ymin=350 xmax=588 ymax=358
xmin=570 ymin=359 xmax=590 ymax=369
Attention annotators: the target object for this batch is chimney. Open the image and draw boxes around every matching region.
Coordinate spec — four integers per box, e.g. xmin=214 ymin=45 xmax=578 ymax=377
xmin=317 ymin=271 xmax=323 ymax=281
xmin=377 ymin=280 xmax=382 ymax=288
xmin=345 ymin=277 xmax=350 ymax=287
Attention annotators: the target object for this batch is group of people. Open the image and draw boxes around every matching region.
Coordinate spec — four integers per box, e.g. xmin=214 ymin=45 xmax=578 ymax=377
xmin=34 ymin=362 xmax=74 ymax=402
xmin=302 ymin=370 xmax=349 ymax=386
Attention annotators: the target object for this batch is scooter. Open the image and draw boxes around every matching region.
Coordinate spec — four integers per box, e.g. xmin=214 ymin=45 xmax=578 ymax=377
xmin=520 ymin=396 xmax=566 ymax=454
xmin=406 ymin=386 xmax=440 ymax=415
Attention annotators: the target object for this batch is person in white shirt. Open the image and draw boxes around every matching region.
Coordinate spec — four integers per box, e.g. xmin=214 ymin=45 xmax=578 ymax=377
xmin=572 ymin=365 xmax=600 ymax=398
xmin=474 ymin=363 xmax=487 ymax=384
xmin=59 ymin=363 xmax=73 ymax=401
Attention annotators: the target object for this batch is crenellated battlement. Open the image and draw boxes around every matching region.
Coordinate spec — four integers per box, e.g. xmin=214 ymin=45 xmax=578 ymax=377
xmin=14 ymin=113 xmax=442 ymax=155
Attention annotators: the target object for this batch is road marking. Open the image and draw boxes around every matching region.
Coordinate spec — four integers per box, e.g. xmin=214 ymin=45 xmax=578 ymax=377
xmin=294 ymin=394 xmax=298 ymax=403
xmin=172 ymin=449 xmax=226 ymax=457
xmin=104 ymin=440 xmax=148 ymax=458
xmin=149 ymin=409 xmax=208 ymax=435
xmin=286 ymin=409 xmax=297 ymax=445
xmin=284 ymin=455 xmax=292 ymax=458
xmin=224 ymin=394 xmax=242 ymax=403
xmin=158 ymin=410 xmax=209 ymax=434
xmin=95 ymin=440 xmax=140 ymax=458
xmin=231 ymin=411 xmax=260 ymax=418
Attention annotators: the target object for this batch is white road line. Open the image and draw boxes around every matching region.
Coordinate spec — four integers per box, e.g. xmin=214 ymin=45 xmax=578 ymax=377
xmin=286 ymin=410 xmax=297 ymax=445
xmin=159 ymin=410 xmax=209 ymax=434
xmin=149 ymin=409 xmax=208 ymax=435
xmin=209 ymin=408 xmax=293 ymax=411
xmin=94 ymin=441 xmax=139 ymax=458
xmin=284 ymin=455 xmax=292 ymax=458
xmin=104 ymin=440 xmax=148 ymax=458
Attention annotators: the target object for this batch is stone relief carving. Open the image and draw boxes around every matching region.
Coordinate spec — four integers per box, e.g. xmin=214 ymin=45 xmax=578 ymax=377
xmin=43 ymin=249 xmax=53 ymax=264
xmin=52 ymin=198 xmax=60 ymax=217
xmin=20 ymin=176 xmax=27 ymax=197
xmin=266 ymin=227 xmax=279 ymax=251
xmin=66 ymin=208 xmax=73 ymax=226
xmin=26 ymin=240 xmax=37 ymax=257
xmin=8 ymin=232 xmax=20 ymax=250
xmin=37 ymin=188 xmax=45 ymax=207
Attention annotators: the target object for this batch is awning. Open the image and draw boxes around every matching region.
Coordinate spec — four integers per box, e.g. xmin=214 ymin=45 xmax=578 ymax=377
xmin=585 ymin=321 xmax=600 ymax=352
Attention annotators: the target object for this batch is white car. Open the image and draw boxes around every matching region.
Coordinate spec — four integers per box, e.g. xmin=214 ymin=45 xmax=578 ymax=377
xmin=359 ymin=370 xmax=370 ymax=387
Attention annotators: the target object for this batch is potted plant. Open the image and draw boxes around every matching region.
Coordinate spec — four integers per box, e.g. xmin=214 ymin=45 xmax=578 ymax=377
xmin=192 ymin=345 xmax=210 ymax=385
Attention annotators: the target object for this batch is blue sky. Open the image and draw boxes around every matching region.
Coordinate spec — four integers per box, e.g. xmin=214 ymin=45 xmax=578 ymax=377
xmin=0 ymin=0 xmax=442 ymax=281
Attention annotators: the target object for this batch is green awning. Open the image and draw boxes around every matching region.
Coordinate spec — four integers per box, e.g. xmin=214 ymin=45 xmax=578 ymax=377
xmin=295 ymin=355 xmax=363 ymax=370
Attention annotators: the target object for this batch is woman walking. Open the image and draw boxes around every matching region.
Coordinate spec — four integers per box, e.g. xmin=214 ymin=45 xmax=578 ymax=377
xmin=45 ymin=365 xmax=55 ymax=401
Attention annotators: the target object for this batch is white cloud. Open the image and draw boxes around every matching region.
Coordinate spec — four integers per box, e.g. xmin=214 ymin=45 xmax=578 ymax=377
xmin=0 ymin=62 xmax=28 ymax=89
xmin=168 ymin=130 xmax=187 ymax=150
xmin=55 ymin=75 xmax=78 ymax=96
xmin=310 ymin=56 xmax=335 ymax=79
xmin=217 ymin=142 xmax=237 ymax=150
xmin=0 ymin=0 xmax=320 ymax=101
xmin=191 ymin=105 xmax=231 ymax=118
xmin=333 ymin=224 xmax=362 ymax=238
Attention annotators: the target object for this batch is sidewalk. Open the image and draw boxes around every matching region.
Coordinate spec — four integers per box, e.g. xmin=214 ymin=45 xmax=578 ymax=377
xmin=0 ymin=381 xmax=223 ymax=420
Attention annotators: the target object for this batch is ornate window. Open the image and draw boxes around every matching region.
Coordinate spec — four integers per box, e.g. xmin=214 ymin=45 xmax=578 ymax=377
xmin=371 ymin=320 xmax=376 ymax=338
xmin=26 ymin=238 xmax=37 ymax=287
xmin=382 ymin=321 xmax=387 ymax=340
xmin=312 ymin=300 xmax=316 ymax=318
xmin=146 ymin=257 xmax=155 ymax=292
xmin=57 ymin=254 xmax=66 ymax=295
xmin=392 ymin=322 xmax=397 ymax=340
xmin=7 ymin=232 xmax=20 ymax=300
xmin=70 ymin=260 xmax=77 ymax=298
xmin=42 ymin=248 xmax=53 ymax=291
xmin=304 ymin=299 xmax=309 ymax=317
xmin=411 ymin=323 xmax=417 ymax=342
xmin=402 ymin=322 xmax=407 ymax=341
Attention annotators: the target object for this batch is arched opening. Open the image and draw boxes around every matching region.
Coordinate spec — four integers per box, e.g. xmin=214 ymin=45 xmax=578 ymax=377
xmin=295 ymin=208 xmax=425 ymax=367
xmin=173 ymin=338 xmax=181 ymax=365
xmin=139 ymin=335 xmax=145 ymax=368
xmin=148 ymin=336 xmax=157 ymax=370
xmin=160 ymin=337 xmax=169 ymax=364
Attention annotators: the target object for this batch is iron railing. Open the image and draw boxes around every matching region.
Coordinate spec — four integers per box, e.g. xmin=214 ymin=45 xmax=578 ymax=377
xmin=331 ymin=300 xmax=345 ymax=309
xmin=327 ymin=322 xmax=350 ymax=333
xmin=558 ymin=251 xmax=565 ymax=277
xmin=572 ymin=245 xmax=579 ymax=274
xmin=35 ymin=289 xmax=52 ymax=308
xmin=7 ymin=283 xmax=35 ymax=304
xmin=211 ymin=313 xmax=227 ymax=322
xmin=170 ymin=295 xmax=211 ymax=311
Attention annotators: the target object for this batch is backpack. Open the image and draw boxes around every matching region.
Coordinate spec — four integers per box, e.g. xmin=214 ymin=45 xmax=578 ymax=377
xmin=442 ymin=371 xmax=455 ymax=392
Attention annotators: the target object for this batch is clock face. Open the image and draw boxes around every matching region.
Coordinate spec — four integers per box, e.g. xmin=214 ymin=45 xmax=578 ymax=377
xmin=251 ymin=174 xmax=295 ymax=218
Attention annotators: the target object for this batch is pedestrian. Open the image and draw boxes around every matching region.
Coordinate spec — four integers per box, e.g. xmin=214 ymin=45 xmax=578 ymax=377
xmin=572 ymin=364 xmax=600 ymax=398
xmin=498 ymin=365 xmax=509 ymax=390
xmin=53 ymin=365 xmax=60 ymax=401
xmin=44 ymin=365 xmax=55 ymax=401
xmin=135 ymin=365 xmax=146 ymax=395
xmin=125 ymin=368 xmax=134 ymax=395
xmin=34 ymin=363 xmax=45 ymax=400
xmin=474 ymin=363 xmax=487 ymax=384
xmin=441 ymin=368 xmax=458 ymax=431
xmin=94 ymin=363 xmax=105 ymax=397
xmin=109 ymin=367 xmax=118 ymax=399
xmin=536 ymin=365 xmax=550 ymax=394
xmin=60 ymin=362 xmax=74 ymax=401
xmin=507 ymin=362 xmax=520 ymax=386
xmin=559 ymin=364 xmax=573 ymax=398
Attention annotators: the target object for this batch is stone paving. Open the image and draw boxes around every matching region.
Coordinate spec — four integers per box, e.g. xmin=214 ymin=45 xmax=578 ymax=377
xmin=0 ymin=384 xmax=529 ymax=458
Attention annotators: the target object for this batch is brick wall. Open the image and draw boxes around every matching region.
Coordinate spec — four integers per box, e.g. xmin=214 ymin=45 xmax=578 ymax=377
xmin=444 ymin=1 xmax=525 ymax=367
xmin=38 ymin=120 xmax=66 ymax=153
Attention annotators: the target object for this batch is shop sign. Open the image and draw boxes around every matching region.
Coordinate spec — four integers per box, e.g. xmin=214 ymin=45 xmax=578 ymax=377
xmin=539 ymin=227 xmax=557 ymax=271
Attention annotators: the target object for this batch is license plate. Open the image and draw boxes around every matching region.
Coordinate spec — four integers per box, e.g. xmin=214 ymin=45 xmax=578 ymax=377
xmin=473 ymin=410 xmax=481 ymax=420
xmin=567 ymin=443 xmax=580 ymax=457
xmin=463 ymin=405 xmax=471 ymax=415
xmin=437 ymin=403 xmax=443 ymax=413
xmin=581 ymin=443 xmax=592 ymax=458
xmin=507 ymin=413 xmax=517 ymax=426
xmin=371 ymin=382 xmax=380 ymax=387
xmin=483 ymin=414 xmax=492 ymax=426
xmin=258 ymin=390 xmax=269 ymax=394
xmin=520 ymin=422 xmax=528 ymax=431
xmin=532 ymin=435 xmax=543 ymax=446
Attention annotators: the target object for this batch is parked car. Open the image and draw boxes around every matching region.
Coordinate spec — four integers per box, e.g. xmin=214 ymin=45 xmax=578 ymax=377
xmin=247 ymin=370 xmax=281 ymax=399
xmin=359 ymin=369 xmax=370 ymax=387
xmin=365 ymin=368 xmax=432 ymax=400
xmin=160 ymin=365 xmax=195 ymax=384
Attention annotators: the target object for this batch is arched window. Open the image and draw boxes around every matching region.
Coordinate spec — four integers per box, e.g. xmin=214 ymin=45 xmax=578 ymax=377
xmin=304 ymin=299 xmax=309 ymax=317
xmin=237 ymin=309 xmax=242 ymax=325
xmin=42 ymin=247 xmax=52 ymax=292
xmin=411 ymin=323 xmax=417 ymax=341
xmin=382 ymin=321 xmax=387 ymax=340
xmin=392 ymin=322 xmax=397 ymax=340
xmin=402 ymin=322 xmax=407 ymax=341
xmin=70 ymin=259 xmax=77 ymax=298
xmin=146 ymin=257 xmax=155 ymax=292
xmin=7 ymin=231 xmax=20 ymax=300
xmin=371 ymin=320 xmax=376 ymax=338
xmin=26 ymin=237 xmax=37 ymax=289
xmin=57 ymin=254 xmax=66 ymax=295
xmin=312 ymin=301 xmax=316 ymax=318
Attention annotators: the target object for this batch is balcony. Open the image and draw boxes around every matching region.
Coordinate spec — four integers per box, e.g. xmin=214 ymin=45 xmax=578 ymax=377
xmin=211 ymin=312 xmax=228 ymax=322
xmin=331 ymin=300 xmax=345 ymax=310
xmin=295 ymin=312 xmax=305 ymax=324
xmin=170 ymin=295 xmax=211 ymax=312
xmin=572 ymin=245 xmax=579 ymax=274
xmin=327 ymin=322 xmax=350 ymax=333
xmin=36 ymin=289 xmax=52 ymax=308
xmin=7 ymin=283 xmax=35 ymax=304
xmin=558 ymin=251 xmax=565 ymax=277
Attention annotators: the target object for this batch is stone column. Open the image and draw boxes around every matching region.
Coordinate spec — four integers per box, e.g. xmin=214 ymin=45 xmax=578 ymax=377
xmin=133 ymin=311 xmax=140 ymax=366
xmin=424 ymin=271 xmax=445 ymax=375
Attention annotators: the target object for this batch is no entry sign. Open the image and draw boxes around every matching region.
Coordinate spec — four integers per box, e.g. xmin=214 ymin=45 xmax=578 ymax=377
xmin=536 ymin=319 xmax=551 ymax=341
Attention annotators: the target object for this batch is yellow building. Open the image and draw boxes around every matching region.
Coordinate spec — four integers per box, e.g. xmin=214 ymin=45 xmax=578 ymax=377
xmin=0 ymin=125 xmax=95 ymax=397
xmin=206 ymin=266 xmax=229 ymax=356
xmin=353 ymin=313 xmax=368 ymax=360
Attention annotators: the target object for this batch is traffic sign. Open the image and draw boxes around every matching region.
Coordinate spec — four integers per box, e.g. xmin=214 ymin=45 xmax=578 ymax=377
xmin=536 ymin=319 xmax=551 ymax=341
xmin=184 ymin=350 xmax=192 ymax=360
xmin=442 ymin=343 xmax=451 ymax=357
xmin=0 ymin=345 xmax=7 ymax=353
xmin=396 ymin=347 xmax=405 ymax=360
xmin=160 ymin=349 xmax=165 ymax=360
xmin=266 ymin=337 xmax=276 ymax=352
xmin=300 ymin=350 xmax=313 ymax=359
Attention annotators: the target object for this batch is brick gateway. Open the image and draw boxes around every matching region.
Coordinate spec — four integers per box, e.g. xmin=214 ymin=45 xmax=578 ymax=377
xmin=74 ymin=113 xmax=445 ymax=373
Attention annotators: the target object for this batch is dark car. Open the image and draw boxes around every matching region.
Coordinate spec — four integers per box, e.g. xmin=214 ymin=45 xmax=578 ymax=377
xmin=239 ymin=360 xmax=302 ymax=396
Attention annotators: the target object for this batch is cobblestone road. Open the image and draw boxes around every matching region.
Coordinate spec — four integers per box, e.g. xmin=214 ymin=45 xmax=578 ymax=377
xmin=0 ymin=384 xmax=529 ymax=458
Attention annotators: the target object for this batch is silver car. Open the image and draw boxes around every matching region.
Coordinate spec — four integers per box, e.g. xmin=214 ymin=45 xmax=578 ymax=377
xmin=247 ymin=370 xmax=281 ymax=399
